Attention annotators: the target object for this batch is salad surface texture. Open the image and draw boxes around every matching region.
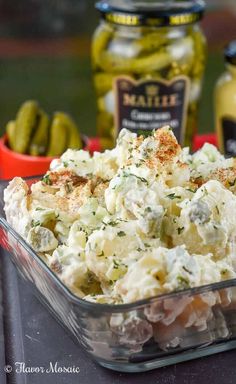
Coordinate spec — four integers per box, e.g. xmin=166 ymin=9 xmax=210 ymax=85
xmin=4 ymin=126 xmax=236 ymax=304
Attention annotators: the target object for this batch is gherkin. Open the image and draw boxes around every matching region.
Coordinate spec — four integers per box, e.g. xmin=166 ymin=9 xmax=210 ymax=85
xmin=14 ymin=100 xmax=39 ymax=154
xmin=47 ymin=113 xmax=68 ymax=157
xmin=5 ymin=100 xmax=82 ymax=157
xmin=92 ymin=24 xmax=113 ymax=68
xmin=29 ymin=109 xmax=49 ymax=156
xmin=99 ymin=50 xmax=172 ymax=74
xmin=47 ymin=112 xmax=82 ymax=157
xmin=94 ymin=73 xmax=114 ymax=97
xmin=6 ymin=120 xmax=16 ymax=151
xmin=53 ymin=112 xmax=82 ymax=150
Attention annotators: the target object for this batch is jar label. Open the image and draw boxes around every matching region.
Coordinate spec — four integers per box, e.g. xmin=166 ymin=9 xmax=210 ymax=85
xmin=222 ymin=116 xmax=236 ymax=156
xmin=114 ymin=75 xmax=190 ymax=143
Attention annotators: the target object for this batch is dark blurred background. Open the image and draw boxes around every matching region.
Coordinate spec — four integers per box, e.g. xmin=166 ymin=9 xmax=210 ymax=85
xmin=0 ymin=0 xmax=235 ymax=137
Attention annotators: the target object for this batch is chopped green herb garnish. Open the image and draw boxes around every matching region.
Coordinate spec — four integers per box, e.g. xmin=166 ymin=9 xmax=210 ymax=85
xmin=182 ymin=266 xmax=192 ymax=275
xmin=41 ymin=174 xmax=52 ymax=185
xmin=177 ymin=276 xmax=190 ymax=288
xmin=186 ymin=188 xmax=196 ymax=193
xmin=65 ymin=183 xmax=72 ymax=193
xmin=117 ymin=231 xmax=126 ymax=237
xmin=35 ymin=207 xmax=44 ymax=211
xmin=113 ymin=260 xmax=120 ymax=269
xmin=177 ymin=227 xmax=184 ymax=235
xmin=123 ymin=171 xmax=148 ymax=185
xmin=221 ymin=269 xmax=228 ymax=275
xmin=229 ymin=178 xmax=236 ymax=187
xmin=166 ymin=193 xmax=181 ymax=200
xmin=31 ymin=220 xmax=40 ymax=227
xmin=63 ymin=161 xmax=69 ymax=168
xmin=102 ymin=220 xmax=118 ymax=227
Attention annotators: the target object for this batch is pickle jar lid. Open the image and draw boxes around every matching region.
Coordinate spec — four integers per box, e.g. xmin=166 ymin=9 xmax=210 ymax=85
xmin=225 ymin=41 xmax=236 ymax=66
xmin=96 ymin=0 xmax=205 ymax=27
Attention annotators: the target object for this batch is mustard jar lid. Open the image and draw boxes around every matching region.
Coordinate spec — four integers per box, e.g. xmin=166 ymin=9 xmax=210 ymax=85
xmin=225 ymin=41 xmax=236 ymax=66
xmin=96 ymin=0 xmax=205 ymax=27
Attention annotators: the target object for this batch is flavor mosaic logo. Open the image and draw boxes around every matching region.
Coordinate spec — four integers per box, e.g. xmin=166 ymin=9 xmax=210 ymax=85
xmin=3 ymin=362 xmax=80 ymax=374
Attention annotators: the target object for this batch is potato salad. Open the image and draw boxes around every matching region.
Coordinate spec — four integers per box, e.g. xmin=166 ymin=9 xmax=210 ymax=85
xmin=4 ymin=127 xmax=236 ymax=304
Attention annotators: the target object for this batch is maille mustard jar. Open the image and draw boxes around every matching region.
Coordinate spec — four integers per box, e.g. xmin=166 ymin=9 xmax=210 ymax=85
xmin=215 ymin=41 xmax=236 ymax=156
xmin=92 ymin=0 xmax=206 ymax=148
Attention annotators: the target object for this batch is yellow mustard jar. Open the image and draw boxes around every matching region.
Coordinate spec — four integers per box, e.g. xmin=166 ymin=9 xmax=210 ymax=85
xmin=92 ymin=0 xmax=207 ymax=149
xmin=215 ymin=41 xmax=236 ymax=156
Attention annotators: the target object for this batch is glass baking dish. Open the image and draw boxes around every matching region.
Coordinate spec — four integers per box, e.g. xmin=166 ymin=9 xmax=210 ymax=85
xmin=0 ymin=177 xmax=236 ymax=373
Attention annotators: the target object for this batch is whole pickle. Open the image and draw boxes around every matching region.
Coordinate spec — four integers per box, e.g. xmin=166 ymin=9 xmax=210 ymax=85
xmin=167 ymin=59 xmax=193 ymax=80
xmin=29 ymin=109 xmax=49 ymax=156
xmin=92 ymin=24 xmax=113 ymax=68
xmin=185 ymin=102 xmax=198 ymax=147
xmin=100 ymin=136 xmax=114 ymax=150
xmin=94 ymin=73 xmax=114 ymax=96
xmin=6 ymin=120 xmax=16 ymax=150
xmin=133 ymin=31 xmax=169 ymax=55
xmin=167 ymin=62 xmax=182 ymax=79
xmin=97 ymin=97 xmax=106 ymax=112
xmin=14 ymin=100 xmax=39 ymax=154
xmin=47 ymin=114 xmax=68 ymax=157
xmin=142 ymin=72 xmax=162 ymax=80
xmin=53 ymin=112 xmax=82 ymax=150
xmin=191 ymin=29 xmax=207 ymax=78
xmin=97 ymin=111 xmax=113 ymax=137
xmin=99 ymin=49 xmax=172 ymax=74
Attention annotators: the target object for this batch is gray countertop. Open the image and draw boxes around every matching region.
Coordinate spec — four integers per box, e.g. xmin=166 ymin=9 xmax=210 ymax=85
xmin=0 ymin=254 xmax=6 ymax=384
xmin=0 ymin=248 xmax=236 ymax=384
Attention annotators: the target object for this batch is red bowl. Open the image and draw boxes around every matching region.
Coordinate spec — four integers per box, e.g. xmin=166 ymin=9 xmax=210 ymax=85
xmin=0 ymin=135 xmax=102 ymax=180
xmin=1 ymin=131 xmax=216 ymax=180
xmin=193 ymin=133 xmax=217 ymax=151
xmin=0 ymin=135 xmax=56 ymax=180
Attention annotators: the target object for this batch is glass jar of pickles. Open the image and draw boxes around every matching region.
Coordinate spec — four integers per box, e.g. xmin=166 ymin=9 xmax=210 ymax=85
xmin=92 ymin=0 xmax=206 ymax=148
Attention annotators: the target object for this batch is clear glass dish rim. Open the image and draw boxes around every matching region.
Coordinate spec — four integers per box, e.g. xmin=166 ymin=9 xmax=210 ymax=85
xmin=1 ymin=178 xmax=236 ymax=313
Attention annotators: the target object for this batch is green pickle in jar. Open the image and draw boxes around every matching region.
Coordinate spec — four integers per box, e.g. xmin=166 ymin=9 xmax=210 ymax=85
xmin=92 ymin=0 xmax=207 ymax=149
